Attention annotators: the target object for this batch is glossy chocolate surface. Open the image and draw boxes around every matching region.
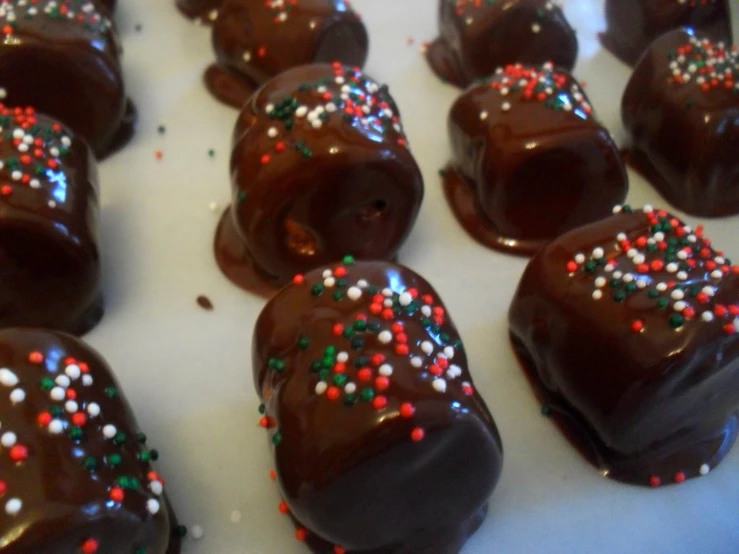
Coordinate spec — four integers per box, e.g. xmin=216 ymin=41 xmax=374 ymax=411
xmin=445 ymin=63 xmax=628 ymax=256
xmin=0 ymin=0 xmax=135 ymax=158
xmin=427 ymin=0 xmax=578 ymax=88
xmin=622 ymin=28 xmax=739 ymax=217
xmin=254 ymin=259 xmax=503 ymax=553
xmin=0 ymin=328 xmax=180 ymax=553
xmin=601 ymin=0 xmax=732 ymax=66
xmin=99 ymin=0 xmax=116 ymax=13
xmin=176 ymin=0 xmax=222 ymax=22
xmin=206 ymin=0 xmax=368 ymax=108
xmin=0 ymin=106 xmax=103 ymax=335
xmin=509 ymin=207 xmax=739 ymax=486
xmin=214 ymin=63 xmax=424 ymax=294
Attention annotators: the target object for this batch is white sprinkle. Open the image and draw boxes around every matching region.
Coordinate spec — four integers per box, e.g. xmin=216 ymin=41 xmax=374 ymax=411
xmin=531 ymin=23 xmax=541 ymax=33
xmin=149 ymin=480 xmax=164 ymax=495
xmin=626 ymin=249 xmax=638 ymax=259
xmin=421 ymin=341 xmax=434 ymax=355
xmin=314 ymin=381 xmax=327 ymax=395
xmin=677 ymin=271 xmax=688 ymax=281
xmin=699 ymin=464 xmax=710 ymax=476
xmin=421 ymin=305 xmax=432 ymax=317
xmin=410 ymin=357 xmax=423 ymax=368
xmin=671 ymin=290 xmax=685 ymax=300
xmin=1 ymin=432 xmax=16 ymax=448
xmin=673 ymin=301 xmax=687 ymax=312
xmin=613 ymin=205 xmax=623 ymax=214
xmin=715 ymin=256 xmax=726 ymax=265
xmin=322 ymin=269 xmax=332 ymax=278
xmin=64 ymin=364 xmax=81 ymax=380
xmin=623 ymin=273 xmax=634 ymax=283
xmin=103 ymin=425 xmax=117 ymax=439
xmin=242 ymin=50 xmax=252 ymax=62
xmin=0 ymin=369 xmax=19 ymax=387
xmin=654 ymin=232 xmax=665 ymax=242
xmin=613 ymin=271 xmax=623 ymax=279
xmin=592 ymin=290 xmax=603 ymax=300
xmin=594 ymin=277 xmax=607 ymax=288
xmin=30 ymin=179 xmax=40 ymax=188
xmin=147 ymin=499 xmax=160 ymax=514
xmin=344 ymin=383 xmax=356 ymax=394
xmin=311 ymin=119 xmax=322 ymax=129
xmin=479 ymin=110 xmax=488 ymax=121
xmin=325 ymin=103 xmax=337 ymax=113
xmin=383 ymin=297 xmax=393 ymax=308
xmin=267 ymin=127 xmax=278 ymax=138
xmin=399 ymin=292 xmax=413 ymax=306
xmin=324 ymin=277 xmax=335 ymax=288
xmin=87 ymin=403 xmax=100 ymax=417
xmin=592 ymin=247 xmax=604 ymax=259
xmin=574 ymin=253 xmax=586 ymax=264
xmin=231 ymin=510 xmax=242 ymax=523
xmin=701 ymin=311 xmax=714 ymax=322
xmin=48 ymin=420 xmax=64 ymax=434
xmin=347 ymin=286 xmax=362 ymax=301
xmin=0 ymin=88 xmax=6 ymax=99
xmin=643 ymin=205 xmax=653 ymax=213
xmin=656 ymin=282 xmax=668 ymax=292
xmin=9 ymin=389 xmax=24 ymax=404
xmin=378 ymin=330 xmax=393 ymax=344
xmin=604 ymin=264 xmax=615 ymax=273
xmin=357 ymin=279 xmax=368 ymax=288
xmin=50 ymin=387 xmax=65 ymax=401
xmin=191 ymin=525 xmax=204 ymax=540
xmin=501 ymin=102 xmax=511 ymax=112
xmin=447 ymin=365 xmax=462 ymax=378
xmin=55 ymin=375 xmax=71 ymax=388
xmin=12 ymin=129 xmax=23 ymax=139
xmin=336 ymin=352 xmax=349 ymax=363
xmin=633 ymin=254 xmax=646 ymax=265
xmin=378 ymin=364 xmax=393 ymax=376
xmin=82 ymin=375 xmax=93 ymax=387
xmin=432 ymin=379 xmax=447 ymax=393
xmin=443 ymin=346 xmax=455 ymax=359
xmin=61 ymin=136 xmax=71 ymax=147
xmin=637 ymin=280 xmax=648 ymax=289
xmin=382 ymin=288 xmax=393 ymax=297
xmin=5 ymin=498 xmax=21 ymax=516
xmin=65 ymin=401 xmax=78 ymax=413
xmin=265 ymin=103 xmax=275 ymax=114
xmin=616 ymin=233 xmax=627 ymax=241
xmin=677 ymin=250 xmax=688 ymax=260
xmin=702 ymin=286 xmax=715 ymax=297
xmin=209 ymin=202 xmax=219 ymax=212
xmin=711 ymin=270 xmax=723 ymax=279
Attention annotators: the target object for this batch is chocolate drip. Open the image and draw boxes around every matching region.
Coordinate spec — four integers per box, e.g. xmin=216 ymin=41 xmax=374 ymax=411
xmin=444 ymin=63 xmax=628 ymax=256
xmin=427 ymin=0 xmax=577 ymax=88
xmin=0 ymin=107 xmax=103 ymax=335
xmin=214 ymin=63 xmax=423 ymax=295
xmin=509 ymin=207 xmax=739 ymax=486
xmin=0 ymin=328 xmax=180 ymax=552
xmin=0 ymin=0 xmax=135 ymax=158
xmin=601 ymin=0 xmax=732 ymax=66
xmin=205 ymin=0 xmax=368 ymax=108
xmin=622 ymin=28 xmax=739 ymax=217
xmin=254 ymin=259 xmax=503 ymax=553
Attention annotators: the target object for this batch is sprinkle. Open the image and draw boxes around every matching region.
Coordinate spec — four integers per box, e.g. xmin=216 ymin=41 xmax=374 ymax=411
xmin=421 ymin=341 xmax=434 ymax=355
xmin=5 ymin=498 xmax=21 ymax=516
xmin=432 ymin=379 xmax=447 ymax=393
xmin=1 ymin=432 xmax=16 ymax=448
xmin=9 ymin=389 xmax=24 ymax=404
xmin=191 ymin=525 xmax=204 ymax=540
xmin=699 ymin=464 xmax=710 ymax=476
xmin=103 ymin=425 xmax=117 ymax=439
xmin=0 ymin=368 xmax=18 ymax=387
xmin=50 ymin=387 xmax=65 ymax=401
xmin=378 ymin=330 xmax=393 ymax=344
xmin=48 ymin=420 xmax=64 ymax=434
xmin=147 ymin=499 xmax=160 ymax=514
xmin=410 ymin=428 xmax=425 ymax=442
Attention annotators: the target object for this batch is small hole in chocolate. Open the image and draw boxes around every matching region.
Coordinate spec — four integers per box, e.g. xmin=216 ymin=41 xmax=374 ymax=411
xmin=358 ymin=199 xmax=388 ymax=222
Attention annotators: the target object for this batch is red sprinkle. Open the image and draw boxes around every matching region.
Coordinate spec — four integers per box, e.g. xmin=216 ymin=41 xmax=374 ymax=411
xmin=9 ymin=445 xmax=28 ymax=462
xmin=649 ymin=476 xmax=661 ymax=488
xmin=399 ymin=402 xmax=415 ymax=418
xmin=278 ymin=501 xmax=289 ymax=514
xmin=81 ymin=539 xmax=99 ymax=554
xmin=410 ymin=427 xmax=425 ymax=442
xmin=674 ymin=472 xmax=686 ymax=484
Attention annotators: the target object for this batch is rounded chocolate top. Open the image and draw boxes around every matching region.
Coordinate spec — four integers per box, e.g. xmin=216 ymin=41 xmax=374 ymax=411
xmin=0 ymin=0 xmax=130 ymax=156
xmin=0 ymin=105 xmax=102 ymax=335
xmin=0 ymin=328 xmax=178 ymax=553
xmin=602 ymin=0 xmax=732 ymax=66
xmin=445 ymin=63 xmax=627 ymax=254
xmin=509 ymin=206 xmax=739 ymax=485
xmin=254 ymin=259 xmax=503 ymax=552
xmin=428 ymin=0 xmax=578 ymax=87
xmin=622 ymin=28 xmax=739 ymax=217
xmin=208 ymin=0 xmax=368 ymax=107
xmin=226 ymin=63 xmax=423 ymax=287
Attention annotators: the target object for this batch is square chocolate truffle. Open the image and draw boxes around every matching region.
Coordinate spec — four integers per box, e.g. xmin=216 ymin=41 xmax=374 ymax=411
xmin=622 ymin=28 xmax=739 ymax=217
xmin=0 ymin=0 xmax=135 ymax=157
xmin=0 ymin=328 xmax=180 ymax=552
xmin=444 ymin=63 xmax=628 ymax=255
xmin=509 ymin=205 xmax=739 ymax=487
xmin=427 ymin=0 xmax=578 ymax=87
xmin=253 ymin=259 xmax=503 ymax=552
xmin=0 ymin=105 xmax=103 ymax=335
xmin=205 ymin=0 xmax=368 ymax=107
xmin=601 ymin=0 xmax=732 ymax=66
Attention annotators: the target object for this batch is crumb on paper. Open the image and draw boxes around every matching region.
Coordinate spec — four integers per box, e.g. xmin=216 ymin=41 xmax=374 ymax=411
xmin=196 ymin=295 xmax=214 ymax=311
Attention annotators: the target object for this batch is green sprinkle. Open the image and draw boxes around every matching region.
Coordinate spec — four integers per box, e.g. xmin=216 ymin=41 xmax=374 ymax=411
xmin=136 ymin=433 xmax=147 ymax=444
xmin=541 ymin=405 xmax=552 ymax=417
xmin=107 ymin=454 xmax=122 ymax=467
xmin=669 ymin=314 xmax=685 ymax=329
xmin=40 ymin=378 xmax=54 ymax=391
xmin=113 ymin=432 xmax=127 ymax=446
xmin=68 ymin=426 xmax=83 ymax=441
xmin=105 ymin=387 xmax=118 ymax=399
xmin=83 ymin=456 xmax=97 ymax=471
xmin=359 ymin=388 xmax=375 ymax=402
xmin=311 ymin=284 xmax=324 ymax=296
xmin=343 ymin=255 xmax=355 ymax=265
xmin=272 ymin=431 xmax=283 ymax=446
xmin=298 ymin=336 xmax=310 ymax=350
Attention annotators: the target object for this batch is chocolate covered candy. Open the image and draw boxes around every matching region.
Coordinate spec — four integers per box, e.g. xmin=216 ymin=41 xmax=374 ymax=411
xmin=0 ymin=0 xmax=136 ymax=158
xmin=0 ymin=328 xmax=180 ymax=552
xmin=176 ymin=0 xmax=222 ymax=22
xmin=509 ymin=205 xmax=739 ymax=487
xmin=0 ymin=105 xmax=103 ymax=335
xmin=443 ymin=63 xmax=628 ymax=256
xmin=601 ymin=0 xmax=732 ymax=66
xmin=254 ymin=259 xmax=503 ymax=553
xmin=427 ymin=0 xmax=578 ymax=88
xmin=622 ymin=29 xmax=739 ymax=217
xmin=205 ymin=0 xmax=368 ymax=108
xmin=214 ymin=63 xmax=424 ymax=294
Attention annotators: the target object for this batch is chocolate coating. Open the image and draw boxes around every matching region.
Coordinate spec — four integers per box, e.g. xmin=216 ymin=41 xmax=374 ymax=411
xmin=427 ymin=0 xmax=578 ymax=88
xmin=205 ymin=0 xmax=368 ymax=108
xmin=444 ymin=63 xmax=628 ymax=256
xmin=0 ymin=106 xmax=103 ymax=335
xmin=98 ymin=0 xmax=115 ymax=14
xmin=0 ymin=328 xmax=180 ymax=552
xmin=622 ymin=28 xmax=739 ymax=217
xmin=601 ymin=0 xmax=732 ymax=66
xmin=0 ymin=1 xmax=136 ymax=158
xmin=254 ymin=259 xmax=503 ymax=553
xmin=214 ymin=64 xmax=424 ymax=294
xmin=176 ymin=0 xmax=222 ymax=22
xmin=509 ymin=207 xmax=739 ymax=486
